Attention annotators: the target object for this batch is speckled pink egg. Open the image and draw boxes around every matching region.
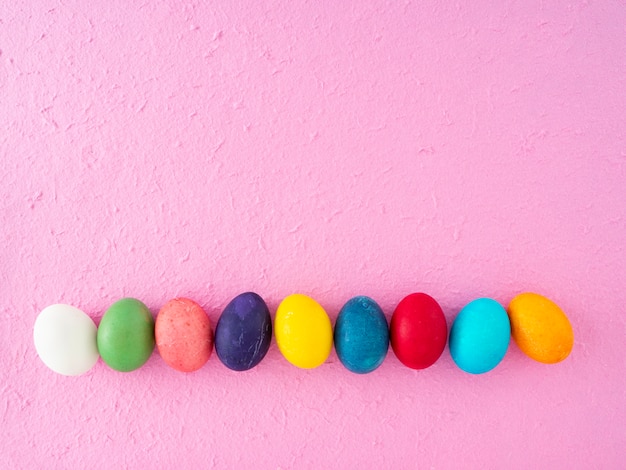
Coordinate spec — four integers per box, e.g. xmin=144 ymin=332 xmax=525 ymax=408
xmin=155 ymin=298 xmax=213 ymax=372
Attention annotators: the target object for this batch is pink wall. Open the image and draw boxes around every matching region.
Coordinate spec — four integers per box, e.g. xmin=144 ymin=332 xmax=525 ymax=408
xmin=2 ymin=1 xmax=625 ymax=468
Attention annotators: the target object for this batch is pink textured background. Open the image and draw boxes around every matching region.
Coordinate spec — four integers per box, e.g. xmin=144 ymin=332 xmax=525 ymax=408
xmin=2 ymin=1 xmax=625 ymax=468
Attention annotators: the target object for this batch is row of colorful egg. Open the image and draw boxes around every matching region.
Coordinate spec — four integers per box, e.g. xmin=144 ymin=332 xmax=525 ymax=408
xmin=33 ymin=291 xmax=574 ymax=376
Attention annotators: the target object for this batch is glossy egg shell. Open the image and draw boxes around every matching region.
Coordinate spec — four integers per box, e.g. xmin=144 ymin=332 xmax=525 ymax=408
xmin=275 ymin=294 xmax=332 ymax=369
xmin=390 ymin=293 xmax=447 ymax=369
xmin=449 ymin=297 xmax=510 ymax=374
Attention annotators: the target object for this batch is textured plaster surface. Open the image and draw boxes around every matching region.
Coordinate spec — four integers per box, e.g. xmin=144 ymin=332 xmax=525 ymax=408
xmin=1 ymin=1 xmax=625 ymax=468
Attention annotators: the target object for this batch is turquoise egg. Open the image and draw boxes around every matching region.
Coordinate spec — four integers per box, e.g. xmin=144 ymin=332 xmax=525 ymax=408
xmin=449 ymin=298 xmax=510 ymax=374
xmin=334 ymin=296 xmax=389 ymax=374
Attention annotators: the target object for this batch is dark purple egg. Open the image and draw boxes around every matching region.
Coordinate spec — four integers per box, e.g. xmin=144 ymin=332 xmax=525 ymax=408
xmin=215 ymin=292 xmax=272 ymax=371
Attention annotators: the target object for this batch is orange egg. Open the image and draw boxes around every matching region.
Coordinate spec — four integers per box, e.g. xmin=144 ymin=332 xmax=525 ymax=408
xmin=507 ymin=293 xmax=573 ymax=364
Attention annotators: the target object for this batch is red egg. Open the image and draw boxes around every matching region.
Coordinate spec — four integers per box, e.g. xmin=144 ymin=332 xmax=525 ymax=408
xmin=390 ymin=293 xmax=447 ymax=369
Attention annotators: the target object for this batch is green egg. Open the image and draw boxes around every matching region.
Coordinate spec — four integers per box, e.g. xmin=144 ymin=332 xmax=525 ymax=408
xmin=97 ymin=298 xmax=155 ymax=372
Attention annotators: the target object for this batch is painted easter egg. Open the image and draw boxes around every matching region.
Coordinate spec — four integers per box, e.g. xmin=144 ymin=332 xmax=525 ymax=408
xmin=449 ymin=298 xmax=510 ymax=374
xmin=33 ymin=304 xmax=99 ymax=376
xmin=334 ymin=296 xmax=389 ymax=374
xmin=97 ymin=298 xmax=155 ymax=372
xmin=275 ymin=294 xmax=332 ymax=369
xmin=215 ymin=292 xmax=272 ymax=371
xmin=155 ymin=298 xmax=213 ymax=372
xmin=390 ymin=293 xmax=447 ymax=369
xmin=507 ymin=292 xmax=573 ymax=364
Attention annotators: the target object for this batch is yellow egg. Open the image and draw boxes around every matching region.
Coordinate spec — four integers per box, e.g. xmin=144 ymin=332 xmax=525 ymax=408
xmin=275 ymin=294 xmax=332 ymax=369
xmin=508 ymin=293 xmax=574 ymax=364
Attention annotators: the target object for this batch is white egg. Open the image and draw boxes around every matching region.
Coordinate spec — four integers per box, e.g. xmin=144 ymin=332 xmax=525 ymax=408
xmin=33 ymin=304 xmax=99 ymax=376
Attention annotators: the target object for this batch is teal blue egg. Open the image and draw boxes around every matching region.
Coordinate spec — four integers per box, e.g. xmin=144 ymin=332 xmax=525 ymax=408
xmin=449 ymin=298 xmax=510 ymax=374
xmin=334 ymin=296 xmax=389 ymax=374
